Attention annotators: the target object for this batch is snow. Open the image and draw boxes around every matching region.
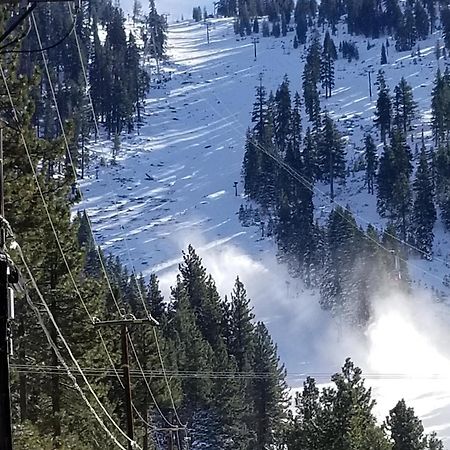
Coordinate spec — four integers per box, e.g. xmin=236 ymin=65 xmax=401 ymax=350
xmin=77 ymin=18 xmax=450 ymax=444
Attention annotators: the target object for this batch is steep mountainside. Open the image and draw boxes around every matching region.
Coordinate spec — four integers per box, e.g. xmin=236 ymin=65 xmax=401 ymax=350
xmin=78 ymin=17 xmax=450 ymax=443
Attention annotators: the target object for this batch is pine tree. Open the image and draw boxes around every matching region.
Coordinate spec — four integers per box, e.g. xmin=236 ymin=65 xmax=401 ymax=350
xmin=288 ymin=360 xmax=392 ymax=449
xmin=374 ymin=71 xmax=392 ymax=143
xmin=365 ymin=134 xmax=378 ymax=194
xmin=435 ymin=143 xmax=450 ymax=229
xmin=385 ymin=399 xmax=427 ymax=450
xmin=243 ymin=129 xmax=260 ymax=199
xmin=377 ymin=129 xmax=413 ymax=242
xmin=302 ymin=127 xmax=318 ymax=182
xmin=431 ymin=69 xmax=450 ymax=145
xmin=393 ymin=77 xmax=418 ymax=134
xmin=412 ymin=148 xmax=436 ymax=256
xmin=133 ymin=0 xmax=142 ymax=23
xmin=251 ymin=80 xmax=268 ymax=142
xmin=253 ymin=17 xmax=259 ymax=33
xmin=441 ymin=8 xmax=450 ymax=51
xmin=321 ymin=31 xmax=336 ymax=98
xmin=395 ymin=7 xmax=416 ymax=51
xmin=296 ymin=15 xmax=308 ymax=44
xmin=303 ymin=36 xmax=322 ymax=121
xmin=414 ymin=1 xmax=430 ymax=40
xmin=146 ymin=0 xmax=167 ymax=60
xmin=251 ymin=322 xmax=288 ymax=450
xmin=287 ymin=376 xmax=322 ymax=450
xmin=169 ymin=277 xmax=213 ymax=411
xmin=275 ymin=75 xmax=292 ymax=153
xmin=147 ymin=273 xmax=166 ymax=322
xmin=228 ymin=277 xmax=255 ymax=372
xmin=381 ymin=43 xmax=388 ymax=64
xmin=317 ymin=114 xmax=346 ymax=200
xmin=320 ymin=207 xmax=358 ymax=313
xmin=179 ymin=245 xmax=224 ymax=350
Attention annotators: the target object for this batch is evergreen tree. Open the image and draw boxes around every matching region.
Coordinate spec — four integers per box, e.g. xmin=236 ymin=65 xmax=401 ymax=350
xmin=243 ymin=129 xmax=260 ymax=199
xmin=435 ymin=143 xmax=450 ymax=229
xmin=287 ymin=360 xmax=392 ymax=449
xmin=374 ymin=71 xmax=392 ymax=144
xmin=275 ymin=75 xmax=292 ymax=153
xmin=412 ymin=148 xmax=436 ymax=256
xmin=253 ymin=17 xmax=259 ymax=33
xmin=133 ymin=0 xmax=142 ymax=23
xmin=228 ymin=277 xmax=255 ymax=371
xmin=393 ymin=77 xmax=418 ymax=134
xmin=287 ymin=376 xmax=322 ymax=450
xmin=178 ymin=245 xmax=224 ymax=350
xmin=145 ymin=0 xmax=167 ymax=60
xmin=441 ymin=8 xmax=450 ymax=51
xmin=414 ymin=1 xmax=430 ymax=40
xmin=251 ymin=322 xmax=288 ymax=450
xmin=377 ymin=129 xmax=413 ymax=242
xmin=147 ymin=273 xmax=166 ymax=322
xmin=169 ymin=278 xmax=214 ymax=412
xmin=365 ymin=133 xmax=378 ymax=194
xmin=317 ymin=114 xmax=346 ymax=200
xmin=381 ymin=43 xmax=388 ymax=64
xmin=303 ymin=36 xmax=322 ymax=121
xmin=395 ymin=7 xmax=416 ymax=52
xmin=431 ymin=69 xmax=450 ymax=145
xmin=321 ymin=31 xmax=336 ymax=98
xmin=385 ymin=399 xmax=427 ymax=450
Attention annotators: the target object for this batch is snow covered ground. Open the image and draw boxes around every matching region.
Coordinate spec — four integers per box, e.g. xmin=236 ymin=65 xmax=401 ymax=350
xmin=78 ymin=18 xmax=450 ymax=443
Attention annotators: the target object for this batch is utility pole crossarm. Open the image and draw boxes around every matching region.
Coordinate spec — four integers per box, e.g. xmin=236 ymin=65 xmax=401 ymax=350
xmin=94 ymin=318 xmax=157 ymax=327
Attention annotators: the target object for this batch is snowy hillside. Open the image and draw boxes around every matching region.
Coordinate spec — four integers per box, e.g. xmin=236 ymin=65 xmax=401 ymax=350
xmin=78 ymin=17 xmax=450 ymax=443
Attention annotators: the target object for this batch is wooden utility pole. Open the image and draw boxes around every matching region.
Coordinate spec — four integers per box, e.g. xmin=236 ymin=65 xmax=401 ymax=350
xmin=94 ymin=318 xmax=155 ymax=450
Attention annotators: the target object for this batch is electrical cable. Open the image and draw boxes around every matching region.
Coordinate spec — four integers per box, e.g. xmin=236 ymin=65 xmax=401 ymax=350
xmin=186 ymin=47 xmax=450 ymax=289
xmin=0 ymin=61 xmax=95 ymax=323
xmin=11 ymin=364 xmax=450 ymax=380
xmin=0 ymin=16 xmax=32 ymax=52
xmin=32 ymin=13 xmax=179 ymax=434
xmin=0 ymin=58 xmax=141 ymax=447
xmin=15 ymin=241 xmax=137 ymax=449
xmin=1 ymin=8 xmax=77 ymax=54
xmin=67 ymin=10 xmax=188 ymax=432
xmin=32 ymin=10 xmax=124 ymax=316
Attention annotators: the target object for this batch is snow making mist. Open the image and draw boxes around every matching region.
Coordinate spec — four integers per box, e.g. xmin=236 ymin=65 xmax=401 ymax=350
xmin=155 ymin=233 xmax=368 ymax=375
xmin=154 ymin=233 xmax=450 ymax=441
xmin=363 ymin=289 xmax=450 ymax=441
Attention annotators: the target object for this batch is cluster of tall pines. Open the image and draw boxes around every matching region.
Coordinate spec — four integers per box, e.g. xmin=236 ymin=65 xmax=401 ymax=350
xmin=240 ymin=0 xmax=450 ymax=324
xmin=21 ymin=0 xmax=166 ymax=170
xmin=0 ymin=0 xmax=447 ymax=447
xmin=2 ymin=7 xmax=288 ymax=443
xmin=218 ymin=0 xmax=433 ymax=53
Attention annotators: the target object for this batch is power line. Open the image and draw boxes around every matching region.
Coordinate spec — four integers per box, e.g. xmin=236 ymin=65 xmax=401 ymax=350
xmin=15 ymin=242 xmax=135 ymax=449
xmin=67 ymin=12 xmax=188 ymax=433
xmin=32 ymin=12 xmax=180 ymax=437
xmin=11 ymin=364 xmax=450 ymax=380
xmin=0 ymin=61 xmax=139 ymax=449
xmin=1 ymin=7 xmax=78 ymax=54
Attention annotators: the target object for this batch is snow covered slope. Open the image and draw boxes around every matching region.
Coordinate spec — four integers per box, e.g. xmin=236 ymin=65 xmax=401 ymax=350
xmin=78 ymin=18 xmax=450 ymax=443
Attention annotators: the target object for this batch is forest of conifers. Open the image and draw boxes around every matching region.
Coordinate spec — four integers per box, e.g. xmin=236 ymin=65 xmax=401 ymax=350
xmin=0 ymin=0 xmax=447 ymax=448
